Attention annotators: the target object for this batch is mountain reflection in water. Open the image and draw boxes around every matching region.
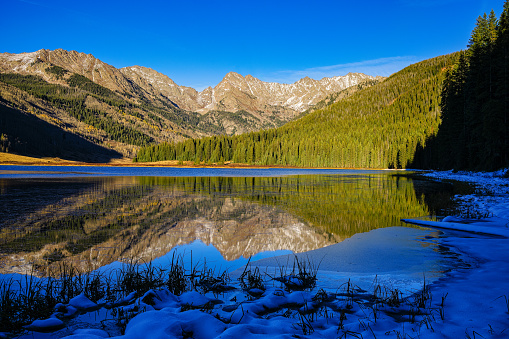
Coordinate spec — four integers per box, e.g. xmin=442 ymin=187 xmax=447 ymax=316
xmin=0 ymin=173 xmax=447 ymax=276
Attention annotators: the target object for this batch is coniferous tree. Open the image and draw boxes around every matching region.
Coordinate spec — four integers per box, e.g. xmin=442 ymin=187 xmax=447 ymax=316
xmin=438 ymin=52 xmax=469 ymax=168
xmin=427 ymin=2 xmax=509 ymax=170
xmin=493 ymin=1 xmax=509 ymax=167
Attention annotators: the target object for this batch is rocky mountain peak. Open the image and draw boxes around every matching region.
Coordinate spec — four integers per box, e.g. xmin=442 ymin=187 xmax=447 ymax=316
xmin=120 ymin=66 xmax=180 ymax=89
xmin=0 ymin=48 xmax=383 ymax=125
xmin=295 ymin=76 xmax=317 ymax=86
xmin=223 ymin=71 xmax=244 ymax=80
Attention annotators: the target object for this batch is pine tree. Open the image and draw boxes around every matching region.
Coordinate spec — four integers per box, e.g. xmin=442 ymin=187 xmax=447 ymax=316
xmin=438 ymin=52 xmax=469 ymax=168
xmin=431 ymin=2 xmax=509 ymax=170
xmin=493 ymin=0 xmax=509 ymax=167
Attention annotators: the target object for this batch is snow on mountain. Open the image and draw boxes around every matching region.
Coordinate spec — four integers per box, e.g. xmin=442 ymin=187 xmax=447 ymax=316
xmin=196 ymin=71 xmax=377 ymax=113
xmin=0 ymin=49 xmax=381 ymax=121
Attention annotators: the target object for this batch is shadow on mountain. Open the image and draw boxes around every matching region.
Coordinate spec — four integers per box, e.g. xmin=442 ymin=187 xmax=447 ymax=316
xmin=0 ymin=103 xmax=123 ymax=162
xmin=406 ymin=126 xmax=506 ymax=172
xmin=406 ymin=137 xmax=440 ymax=170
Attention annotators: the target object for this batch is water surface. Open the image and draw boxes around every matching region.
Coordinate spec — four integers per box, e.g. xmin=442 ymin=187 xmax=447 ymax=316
xmin=0 ymin=167 xmax=456 ymax=279
xmin=0 ymin=165 xmax=380 ymax=178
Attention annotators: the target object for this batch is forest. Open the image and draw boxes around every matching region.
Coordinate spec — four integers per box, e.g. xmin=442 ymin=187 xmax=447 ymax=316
xmin=0 ymin=73 xmax=154 ymax=147
xmin=134 ymin=53 xmax=458 ymax=168
xmin=411 ymin=3 xmax=509 ymax=171
xmin=135 ymin=3 xmax=509 ymax=171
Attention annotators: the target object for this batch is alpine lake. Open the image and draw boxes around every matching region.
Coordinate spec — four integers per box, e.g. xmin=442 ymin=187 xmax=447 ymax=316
xmin=0 ymin=166 xmax=467 ymax=281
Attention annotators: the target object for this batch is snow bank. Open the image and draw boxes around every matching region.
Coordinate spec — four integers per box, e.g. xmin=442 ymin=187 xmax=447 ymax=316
xmin=401 ymin=217 xmax=509 ymax=237
xmin=23 ymin=317 xmax=65 ymax=333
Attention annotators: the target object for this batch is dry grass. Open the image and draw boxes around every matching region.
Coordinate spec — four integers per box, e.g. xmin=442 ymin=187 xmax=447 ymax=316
xmin=0 ymin=152 xmax=285 ymax=168
xmin=0 ymin=152 xmax=69 ymax=164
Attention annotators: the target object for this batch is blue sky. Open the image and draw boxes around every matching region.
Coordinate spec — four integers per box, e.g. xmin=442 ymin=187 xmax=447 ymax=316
xmin=1 ymin=0 xmax=504 ymax=91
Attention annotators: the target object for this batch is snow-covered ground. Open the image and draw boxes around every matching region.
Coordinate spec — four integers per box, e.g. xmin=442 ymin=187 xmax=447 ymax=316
xmin=6 ymin=169 xmax=509 ymax=338
xmin=422 ymin=168 xmax=509 ymax=220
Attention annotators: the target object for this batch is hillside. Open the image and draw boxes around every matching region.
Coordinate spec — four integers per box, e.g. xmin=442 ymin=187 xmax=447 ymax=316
xmin=135 ymin=53 xmax=460 ymax=168
xmin=0 ymin=101 xmax=123 ymax=162
xmin=0 ymin=49 xmax=379 ymax=160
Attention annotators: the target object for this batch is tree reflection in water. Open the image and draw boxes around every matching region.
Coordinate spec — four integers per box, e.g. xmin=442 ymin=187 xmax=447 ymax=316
xmin=0 ymin=173 xmax=452 ymax=276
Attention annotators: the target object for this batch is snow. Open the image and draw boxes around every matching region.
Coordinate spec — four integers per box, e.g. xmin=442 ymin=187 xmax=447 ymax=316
xmin=0 ymin=51 xmax=39 ymax=72
xmin=7 ymin=169 xmax=509 ymax=338
xmin=402 ymin=217 xmax=509 ymax=237
xmin=421 ymin=168 xmax=509 ymax=219
xmin=68 ymin=294 xmax=100 ymax=311
xmin=2 ymin=51 xmax=39 ymax=64
xmin=23 ymin=318 xmax=65 ymax=333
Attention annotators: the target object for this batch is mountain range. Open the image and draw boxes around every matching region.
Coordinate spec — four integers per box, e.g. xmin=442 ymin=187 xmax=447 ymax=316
xmin=0 ymin=49 xmax=381 ymax=161
xmin=1 ymin=49 xmax=379 ymax=114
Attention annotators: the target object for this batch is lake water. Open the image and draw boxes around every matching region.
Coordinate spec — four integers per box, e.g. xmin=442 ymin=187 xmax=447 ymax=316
xmin=0 ymin=166 xmax=462 ymax=283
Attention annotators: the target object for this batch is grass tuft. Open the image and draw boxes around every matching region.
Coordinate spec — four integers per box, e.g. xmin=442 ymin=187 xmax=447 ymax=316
xmin=239 ymin=257 xmax=265 ymax=292
xmin=273 ymin=256 xmax=319 ymax=291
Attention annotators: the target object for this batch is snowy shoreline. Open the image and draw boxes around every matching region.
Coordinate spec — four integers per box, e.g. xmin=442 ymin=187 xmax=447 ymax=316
xmin=5 ymin=169 xmax=509 ymax=339
xmin=420 ymin=168 xmax=509 ymax=220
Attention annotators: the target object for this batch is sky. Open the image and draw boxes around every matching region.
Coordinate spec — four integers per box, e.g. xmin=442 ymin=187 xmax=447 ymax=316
xmin=0 ymin=0 xmax=505 ymax=91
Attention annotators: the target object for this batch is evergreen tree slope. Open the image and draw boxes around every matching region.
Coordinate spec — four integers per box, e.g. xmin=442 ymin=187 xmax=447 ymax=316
xmin=135 ymin=53 xmax=459 ymax=168
xmin=412 ymin=3 xmax=509 ymax=171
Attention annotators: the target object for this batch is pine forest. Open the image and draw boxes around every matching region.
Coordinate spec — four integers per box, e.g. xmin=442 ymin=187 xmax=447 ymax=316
xmin=412 ymin=4 xmax=509 ymax=171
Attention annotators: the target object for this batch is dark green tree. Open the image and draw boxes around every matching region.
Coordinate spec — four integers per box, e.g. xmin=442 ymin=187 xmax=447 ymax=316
xmin=421 ymin=2 xmax=509 ymax=170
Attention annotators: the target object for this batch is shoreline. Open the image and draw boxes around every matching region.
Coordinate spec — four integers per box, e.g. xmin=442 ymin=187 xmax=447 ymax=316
xmin=421 ymin=168 xmax=509 ymax=219
xmin=0 ymin=153 xmax=413 ymax=171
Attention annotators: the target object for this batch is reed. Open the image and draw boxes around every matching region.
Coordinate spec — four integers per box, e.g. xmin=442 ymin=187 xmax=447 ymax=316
xmin=165 ymin=252 xmax=187 ymax=296
xmin=272 ymin=255 xmax=319 ymax=291
xmin=0 ymin=255 xmax=448 ymax=337
xmin=238 ymin=258 xmax=265 ymax=292
xmin=0 ymin=257 xmax=191 ymax=335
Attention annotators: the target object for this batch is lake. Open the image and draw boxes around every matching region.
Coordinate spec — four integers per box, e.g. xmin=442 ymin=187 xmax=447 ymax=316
xmin=0 ymin=166 xmax=461 ymax=281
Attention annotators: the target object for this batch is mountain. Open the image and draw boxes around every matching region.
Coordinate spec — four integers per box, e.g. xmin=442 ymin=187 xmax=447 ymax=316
xmin=120 ymin=66 xmax=378 ymax=113
xmin=135 ymin=53 xmax=461 ymax=168
xmin=0 ymin=49 xmax=379 ymax=117
xmin=0 ymin=49 xmax=381 ymax=160
xmin=0 ymin=49 xmax=141 ymax=96
xmin=118 ymin=66 xmax=379 ymax=134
